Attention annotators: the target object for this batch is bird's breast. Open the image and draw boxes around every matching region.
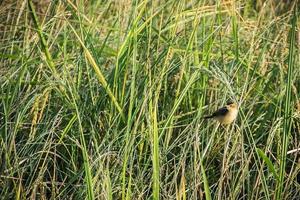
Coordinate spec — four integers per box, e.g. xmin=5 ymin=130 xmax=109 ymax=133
xmin=218 ymin=108 xmax=238 ymax=124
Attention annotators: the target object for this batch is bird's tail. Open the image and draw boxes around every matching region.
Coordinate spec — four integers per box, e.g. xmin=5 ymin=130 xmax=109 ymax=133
xmin=203 ymin=115 xmax=213 ymax=119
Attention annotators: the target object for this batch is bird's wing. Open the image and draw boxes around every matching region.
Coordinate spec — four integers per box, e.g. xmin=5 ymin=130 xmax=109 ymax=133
xmin=211 ymin=106 xmax=229 ymax=117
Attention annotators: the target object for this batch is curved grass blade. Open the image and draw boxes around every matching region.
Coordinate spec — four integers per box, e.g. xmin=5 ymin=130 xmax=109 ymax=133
xmin=67 ymin=21 xmax=125 ymax=121
xmin=256 ymin=148 xmax=279 ymax=181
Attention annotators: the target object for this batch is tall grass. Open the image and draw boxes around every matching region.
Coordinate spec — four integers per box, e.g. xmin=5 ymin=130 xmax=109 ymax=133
xmin=0 ymin=0 xmax=299 ymax=199
xmin=275 ymin=7 xmax=297 ymax=200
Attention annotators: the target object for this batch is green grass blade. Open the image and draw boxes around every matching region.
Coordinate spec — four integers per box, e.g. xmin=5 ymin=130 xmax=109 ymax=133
xmin=67 ymin=21 xmax=124 ymax=120
xmin=27 ymin=0 xmax=58 ymax=76
xmin=275 ymin=7 xmax=297 ymax=200
xmin=256 ymin=148 xmax=279 ymax=181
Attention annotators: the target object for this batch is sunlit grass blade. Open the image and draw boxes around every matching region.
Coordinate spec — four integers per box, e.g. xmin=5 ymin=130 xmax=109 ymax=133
xmin=150 ymin=98 xmax=160 ymax=200
xmin=67 ymin=21 xmax=124 ymax=120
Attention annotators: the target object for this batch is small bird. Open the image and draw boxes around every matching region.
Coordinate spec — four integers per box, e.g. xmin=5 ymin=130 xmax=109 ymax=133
xmin=204 ymin=101 xmax=238 ymax=124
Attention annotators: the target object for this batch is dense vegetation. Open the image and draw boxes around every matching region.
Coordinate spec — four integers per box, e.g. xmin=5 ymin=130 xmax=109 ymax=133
xmin=0 ymin=0 xmax=299 ymax=199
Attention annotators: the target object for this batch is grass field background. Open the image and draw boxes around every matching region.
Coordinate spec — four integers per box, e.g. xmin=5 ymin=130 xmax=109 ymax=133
xmin=1 ymin=0 xmax=300 ymax=199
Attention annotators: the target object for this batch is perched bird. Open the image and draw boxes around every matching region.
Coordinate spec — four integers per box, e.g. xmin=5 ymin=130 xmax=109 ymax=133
xmin=204 ymin=101 xmax=238 ymax=124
